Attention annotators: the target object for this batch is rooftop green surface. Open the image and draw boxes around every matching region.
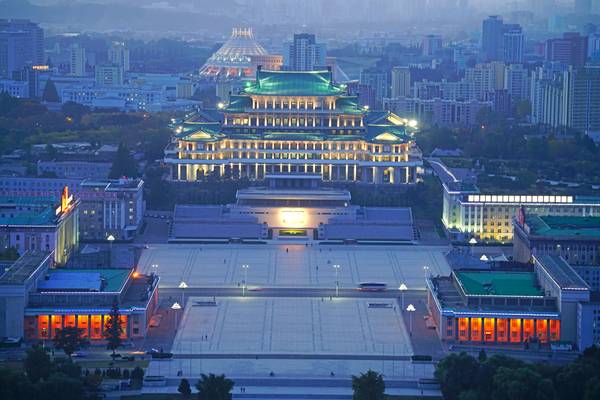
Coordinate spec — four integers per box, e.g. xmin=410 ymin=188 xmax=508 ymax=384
xmin=526 ymin=215 xmax=600 ymax=238
xmin=0 ymin=197 xmax=57 ymax=226
xmin=46 ymin=269 xmax=130 ymax=292
xmin=243 ymin=70 xmax=344 ymax=96
xmin=455 ymin=271 xmax=543 ymax=297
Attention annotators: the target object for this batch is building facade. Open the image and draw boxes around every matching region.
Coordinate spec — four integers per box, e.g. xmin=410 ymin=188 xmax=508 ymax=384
xmin=0 ymin=19 xmax=44 ymax=80
xmin=0 ymin=188 xmax=79 ymax=265
xmin=79 ymin=179 xmax=145 ymax=241
xmin=513 ymin=214 xmax=600 ymax=265
xmin=0 ymin=252 xmax=158 ymax=340
xmin=165 ymin=69 xmax=422 ymax=185
xmin=427 ymin=255 xmax=591 ymax=349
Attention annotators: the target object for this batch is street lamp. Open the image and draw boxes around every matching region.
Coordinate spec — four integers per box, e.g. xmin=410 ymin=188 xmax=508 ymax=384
xmin=399 ymin=283 xmax=408 ymax=310
xmin=171 ymin=302 xmax=182 ymax=331
xmin=406 ymin=304 xmax=416 ymax=335
xmin=469 ymin=237 xmax=477 ymax=256
xmin=333 ymin=264 xmax=340 ymax=297
xmin=480 ymin=254 xmax=489 ymax=262
xmin=241 ymin=264 xmax=249 ymax=296
xmin=107 ymin=234 xmax=115 ymax=267
xmin=423 ymin=265 xmax=430 ymax=279
xmin=179 ymin=281 xmax=188 ymax=305
xmin=151 ymin=263 xmax=159 ymax=277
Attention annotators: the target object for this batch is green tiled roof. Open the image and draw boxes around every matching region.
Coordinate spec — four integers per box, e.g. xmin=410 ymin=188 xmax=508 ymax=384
xmin=455 ymin=271 xmax=543 ymax=297
xmin=243 ymin=70 xmax=344 ymax=96
xmin=0 ymin=196 xmax=57 ymax=226
xmin=226 ymin=95 xmax=252 ymax=112
xmin=46 ymin=269 xmax=130 ymax=292
xmin=526 ymin=215 xmax=600 ymax=238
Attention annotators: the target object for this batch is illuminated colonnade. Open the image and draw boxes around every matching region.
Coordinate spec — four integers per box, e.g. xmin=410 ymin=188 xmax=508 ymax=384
xmin=455 ymin=316 xmax=560 ymax=343
xmin=25 ymin=313 xmax=128 ymax=340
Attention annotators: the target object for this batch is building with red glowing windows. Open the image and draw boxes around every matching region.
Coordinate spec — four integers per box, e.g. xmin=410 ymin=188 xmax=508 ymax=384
xmin=426 ymin=254 xmax=591 ymax=349
xmin=0 ymin=252 xmax=158 ymax=341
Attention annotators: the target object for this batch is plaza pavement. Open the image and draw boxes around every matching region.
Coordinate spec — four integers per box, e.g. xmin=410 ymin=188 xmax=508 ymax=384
xmin=137 ymin=243 xmax=451 ymax=290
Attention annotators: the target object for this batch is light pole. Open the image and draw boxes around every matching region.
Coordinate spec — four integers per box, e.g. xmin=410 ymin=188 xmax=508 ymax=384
xmin=469 ymin=237 xmax=477 ymax=256
xmin=406 ymin=304 xmax=416 ymax=336
xmin=399 ymin=283 xmax=407 ymax=310
xmin=107 ymin=234 xmax=115 ymax=267
xmin=333 ymin=264 xmax=340 ymax=297
xmin=151 ymin=263 xmax=159 ymax=277
xmin=171 ymin=302 xmax=182 ymax=332
xmin=241 ymin=264 xmax=249 ymax=296
xmin=179 ymin=281 xmax=188 ymax=305
xmin=423 ymin=265 xmax=430 ymax=279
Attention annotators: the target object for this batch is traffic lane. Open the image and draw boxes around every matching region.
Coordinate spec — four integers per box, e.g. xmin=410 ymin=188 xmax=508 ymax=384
xmin=159 ymin=287 xmax=426 ymax=299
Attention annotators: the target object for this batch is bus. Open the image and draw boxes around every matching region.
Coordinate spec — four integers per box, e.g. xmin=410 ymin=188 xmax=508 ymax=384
xmin=358 ymin=282 xmax=388 ymax=291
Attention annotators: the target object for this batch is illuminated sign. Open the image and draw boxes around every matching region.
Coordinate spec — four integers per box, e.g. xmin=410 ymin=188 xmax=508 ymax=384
xmin=280 ymin=209 xmax=306 ymax=228
xmin=32 ymin=65 xmax=49 ymax=71
xmin=56 ymin=186 xmax=74 ymax=215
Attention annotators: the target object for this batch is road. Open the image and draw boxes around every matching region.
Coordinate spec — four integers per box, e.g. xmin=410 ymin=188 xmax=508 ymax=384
xmin=159 ymin=287 xmax=424 ymax=299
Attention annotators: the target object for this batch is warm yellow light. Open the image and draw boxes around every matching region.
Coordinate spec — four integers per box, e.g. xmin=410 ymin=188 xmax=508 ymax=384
xmin=217 ymin=102 xmax=225 ymax=109
xmin=408 ymin=119 xmax=418 ymax=128
xmin=280 ymin=209 xmax=306 ymax=228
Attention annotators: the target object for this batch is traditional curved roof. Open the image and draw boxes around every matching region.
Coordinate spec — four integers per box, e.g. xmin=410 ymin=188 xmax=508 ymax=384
xmin=199 ymin=28 xmax=269 ymax=78
xmin=243 ymin=69 xmax=344 ymax=96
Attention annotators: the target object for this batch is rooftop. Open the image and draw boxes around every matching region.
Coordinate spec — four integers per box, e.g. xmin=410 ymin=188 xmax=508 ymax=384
xmin=525 ymin=215 xmax=600 ymax=238
xmin=0 ymin=252 xmax=51 ymax=285
xmin=0 ymin=196 xmax=58 ymax=226
xmin=38 ymin=269 xmax=130 ymax=293
xmin=242 ymin=69 xmax=344 ymax=97
xmin=535 ymin=255 xmax=590 ymax=291
xmin=455 ymin=271 xmax=544 ymax=297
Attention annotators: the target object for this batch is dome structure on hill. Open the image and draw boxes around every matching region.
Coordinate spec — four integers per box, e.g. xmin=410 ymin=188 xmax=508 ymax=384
xmin=199 ymin=28 xmax=282 ymax=79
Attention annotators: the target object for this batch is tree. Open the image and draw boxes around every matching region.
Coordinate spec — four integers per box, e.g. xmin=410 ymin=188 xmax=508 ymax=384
xmin=492 ymin=367 xmax=546 ymax=400
xmin=103 ymin=298 xmax=123 ymax=358
xmin=24 ymin=345 xmax=52 ymax=383
xmin=178 ymin=378 xmax=192 ymax=397
xmin=53 ymin=326 xmax=89 ymax=359
xmin=351 ymin=370 xmax=385 ymax=400
xmin=195 ymin=373 xmax=234 ymax=400
xmin=435 ymin=352 xmax=480 ymax=400
xmin=109 ymin=143 xmax=138 ymax=178
xmin=37 ymin=373 xmax=85 ymax=400
xmin=42 ymin=79 xmax=60 ymax=103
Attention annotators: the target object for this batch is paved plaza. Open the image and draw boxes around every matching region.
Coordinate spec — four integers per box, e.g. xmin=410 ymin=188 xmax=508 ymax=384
xmin=145 ymin=296 xmax=434 ymax=379
xmin=138 ymin=243 xmax=451 ymax=290
xmin=171 ymin=297 xmax=412 ymax=356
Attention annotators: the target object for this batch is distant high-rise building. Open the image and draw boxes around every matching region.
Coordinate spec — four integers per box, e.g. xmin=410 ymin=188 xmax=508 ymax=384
xmin=465 ymin=62 xmax=505 ymax=100
xmin=422 ymin=35 xmax=443 ymax=57
xmin=503 ymin=25 xmax=524 ymax=64
xmin=545 ymin=33 xmax=588 ymax=67
xmin=0 ymin=19 xmax=44 ymax=79
xmin=588 ymin=33 xmax=600 ymax=62
xmin=69 ymin=44 xmax=86 ymax=77
xmin=95 ymin=64 xmax=123 ymax=87
xmin=575 ymin=0 xmax=592 ymax=14
xmin=285 ymin=33 xmax=327 ymax=71
xmin=359 ymin=68 xmax=388 ymax=109
xmin=564 ymin=65 xmax=600 ymax=134
xmin=107 ymin=41 xmax=130 ymax=72
xmin=482 ymin=16 xmax=504 ymax=61
xmin=504 ymin=63 xmax=529 ymax=102
xmin=390 ymin=66 xmax=411 ymax=98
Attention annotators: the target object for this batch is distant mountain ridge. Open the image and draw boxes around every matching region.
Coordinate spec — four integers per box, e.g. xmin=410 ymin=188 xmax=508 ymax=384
xmin=0 ymin=0 xmax=239 ymax=32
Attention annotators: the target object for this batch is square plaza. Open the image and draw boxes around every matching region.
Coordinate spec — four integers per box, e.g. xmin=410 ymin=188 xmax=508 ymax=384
xmin=137 ymin=243 xmax=451 ymax=290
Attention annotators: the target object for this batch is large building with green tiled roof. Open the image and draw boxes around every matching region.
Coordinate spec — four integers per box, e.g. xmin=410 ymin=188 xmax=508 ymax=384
xmin=513 ymin=213 xmax=600 ymax=264
xmin=165 ymin=68 xmax=422 ymax=185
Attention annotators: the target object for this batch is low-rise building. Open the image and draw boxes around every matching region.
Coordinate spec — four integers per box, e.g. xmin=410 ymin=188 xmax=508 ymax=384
xmin=0 ymin=252 xmax=158 ymax=340
xmin=0 ymin=188 xmax=79 ymax=265
xmin=79 ymin=179 xmax=144 ymax=241
xmin=37 ymin=159 xmax=112 ymax=179
xmin=513 ymin=213 xmax=600 ymax=265
xmin=430 ymin=159 xmax=600 ymax=243
xmin=170 ymin=174 xmax=415 ymax=242
xmin=427 ymin=255 xmax=591 ymax=350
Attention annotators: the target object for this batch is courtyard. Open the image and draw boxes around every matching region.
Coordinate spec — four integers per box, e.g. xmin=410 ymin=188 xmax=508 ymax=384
xmin=137 ymin=243 xmax=452 ymax=290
